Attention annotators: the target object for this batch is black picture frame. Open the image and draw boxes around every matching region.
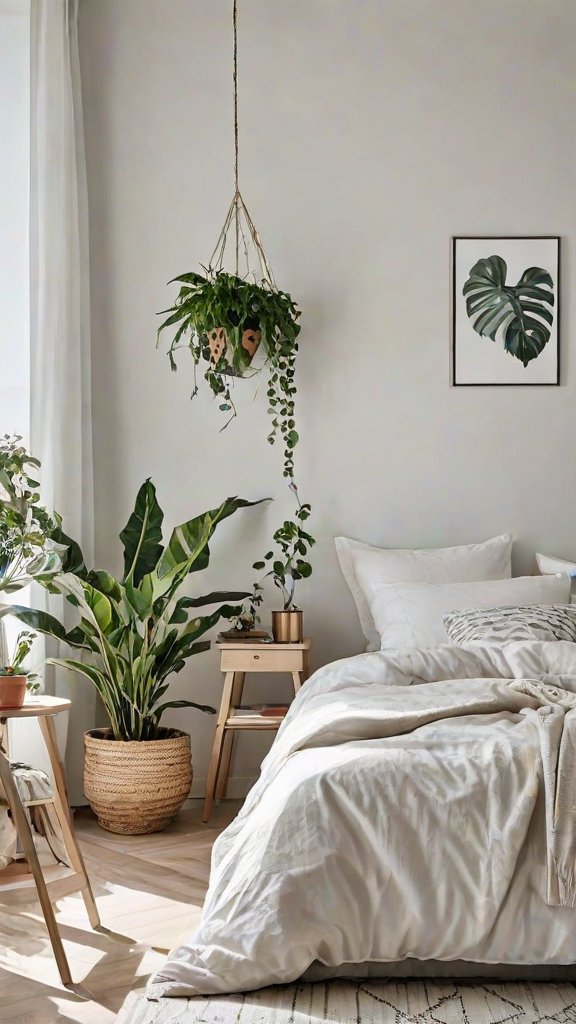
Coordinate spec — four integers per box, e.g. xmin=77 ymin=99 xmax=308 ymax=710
xmin=451 ymin=236 xmax=561 ymax=387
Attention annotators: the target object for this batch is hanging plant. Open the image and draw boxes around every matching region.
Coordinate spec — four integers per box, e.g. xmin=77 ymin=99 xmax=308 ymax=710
xmin=157 ymin=0 xmax=314 ymax=624
xmin=157 ymin=268 xmax=301 ymax=441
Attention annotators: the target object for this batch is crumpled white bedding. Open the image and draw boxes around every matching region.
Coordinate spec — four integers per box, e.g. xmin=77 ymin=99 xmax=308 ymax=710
xmin=149 ymin=641 xmax=576 ymax=998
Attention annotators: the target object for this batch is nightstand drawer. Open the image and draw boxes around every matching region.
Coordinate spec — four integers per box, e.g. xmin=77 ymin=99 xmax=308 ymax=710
xmin=220 ymin=648 xmax=304 ymax=673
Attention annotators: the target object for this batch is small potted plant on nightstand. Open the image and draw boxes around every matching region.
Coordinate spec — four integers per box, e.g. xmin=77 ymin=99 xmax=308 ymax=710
xmin=252 ymin=500 xmax=315 ymax=643
xmin=0 ymin=631 xmax=40 ymax=710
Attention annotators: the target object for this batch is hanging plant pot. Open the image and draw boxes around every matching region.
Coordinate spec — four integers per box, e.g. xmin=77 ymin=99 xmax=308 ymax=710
xmin=205 ymin=319 xmax=261 ymax=372
xmin=241 ymin=325 xmax=261 ymax=359
xmin=207 ymin=327 xmax=228 ymax=366
xmin=159 ymin=270 xmax=300 ymax=440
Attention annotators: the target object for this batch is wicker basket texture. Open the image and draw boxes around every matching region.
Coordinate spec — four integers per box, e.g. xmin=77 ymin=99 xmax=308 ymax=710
xmin=84 ymin=728 xmax=193 ymax=834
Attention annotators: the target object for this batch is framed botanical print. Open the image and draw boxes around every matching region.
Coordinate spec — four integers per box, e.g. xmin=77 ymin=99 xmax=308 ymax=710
xmin=452 ymin=236 xmax=560 ymax=386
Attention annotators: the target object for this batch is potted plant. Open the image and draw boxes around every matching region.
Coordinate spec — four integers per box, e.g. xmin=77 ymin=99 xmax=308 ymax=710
xmin=158 ymin=270 xmax=316 ymax=635
xmin=252 ymin=497 xmax=314 ymax=643
xmin=0 ymin=631 xmax=40 ymax=710
xmin=157 ymin=270 xmax=301 ymax=433
xmin=0 ymin=435 xmax=62 ymax=595
xmin=5 ymin=481 xmax=264 ymax=834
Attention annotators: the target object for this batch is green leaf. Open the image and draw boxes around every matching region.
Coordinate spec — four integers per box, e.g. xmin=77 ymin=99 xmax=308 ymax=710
xmin=124 ymin=578 xmax=153 ymax=620
xmin=64 ymin=626 xmax=95 ymax=650
xmin=157 ymin=497 xmax=268 ymax=581
xmin=120 ymin=479 xmax=164 ymax=586
xmin=81 ymin=583 xmax=113 ymax=632
xmin=168 ymin=591 xmax=250 ymax=623
xmin=154 ymin=699 xmax=216 ymax=719
xmin=167 ymin=271 xmax=208 ymax=286
xmin=87 ymin=570 xmax=122 ymax=602
xmin=253 ymin=561 xmax=265 ymax=570
xmin=0 ymin=604 xmax=67 ymax=641
xmin=50 ymin=526 xmax=87 ymax=577
xmin=463 ymin=255 xmax=554 ymax=367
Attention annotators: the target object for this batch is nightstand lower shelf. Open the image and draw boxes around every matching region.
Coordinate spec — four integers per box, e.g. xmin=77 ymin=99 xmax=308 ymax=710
xmin=203 ymin=638 xmax=312 ymax=822
xmin=225 ymin=715 xmax=286 ymax=729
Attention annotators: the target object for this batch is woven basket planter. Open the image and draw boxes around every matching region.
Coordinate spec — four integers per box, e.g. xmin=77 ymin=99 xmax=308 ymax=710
xmin=84 ymin=727 xmax=193 ymax=835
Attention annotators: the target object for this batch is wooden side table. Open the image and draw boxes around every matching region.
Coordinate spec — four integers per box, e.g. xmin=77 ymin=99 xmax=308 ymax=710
xmin=203 ymin=638 xmax=312 ymax=823
xmin=0 ymin=696 xmax=100 ymax=987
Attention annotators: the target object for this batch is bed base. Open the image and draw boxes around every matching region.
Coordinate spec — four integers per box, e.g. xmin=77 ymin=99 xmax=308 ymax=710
xmin=302 ymin=960 xmax=576 ymax=983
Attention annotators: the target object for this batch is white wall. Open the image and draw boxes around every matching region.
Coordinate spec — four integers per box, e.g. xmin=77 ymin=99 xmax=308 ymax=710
xmin=78 ymin=0 xmax=576 ymax=794
xmin=0 ymin=2 xmax=29 ymax=438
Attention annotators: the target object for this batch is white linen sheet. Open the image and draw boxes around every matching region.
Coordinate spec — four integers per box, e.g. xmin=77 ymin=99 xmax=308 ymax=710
xmin=149 ymin=642 xmax=576 ymax=998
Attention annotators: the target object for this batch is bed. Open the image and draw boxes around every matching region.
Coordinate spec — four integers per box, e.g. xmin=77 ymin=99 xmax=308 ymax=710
xmin=148 ymin=536 xmax=576 ymax=998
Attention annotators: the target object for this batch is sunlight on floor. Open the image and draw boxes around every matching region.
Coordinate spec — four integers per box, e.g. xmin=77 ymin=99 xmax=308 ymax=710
xmin=0 ymin=804 xmax=237 ymax=1024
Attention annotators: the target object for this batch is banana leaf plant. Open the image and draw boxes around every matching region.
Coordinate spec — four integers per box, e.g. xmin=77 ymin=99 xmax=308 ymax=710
xmin=0 ymin=481 xmax=265 ymax=741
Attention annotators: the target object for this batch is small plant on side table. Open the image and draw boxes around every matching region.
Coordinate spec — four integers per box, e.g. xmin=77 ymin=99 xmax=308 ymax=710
xmin=0 ymin=631 xmax=40 ymax=710
xmin=252 ymin=494 xmax=314 ymax=642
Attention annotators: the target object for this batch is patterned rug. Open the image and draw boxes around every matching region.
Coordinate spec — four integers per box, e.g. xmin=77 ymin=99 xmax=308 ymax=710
xmin=119 ymin=980 xmax=576 ymax=1023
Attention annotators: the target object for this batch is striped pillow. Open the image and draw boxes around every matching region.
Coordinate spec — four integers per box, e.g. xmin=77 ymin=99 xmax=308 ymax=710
xmin=443 ymin=605 xmax=576 ymax=645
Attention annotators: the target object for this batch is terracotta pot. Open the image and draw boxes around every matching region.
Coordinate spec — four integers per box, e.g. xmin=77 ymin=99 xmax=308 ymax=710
xmin=0 ymin=675 xmax=27 ymax=711
xmin=84 ymin=727 xmax=193 ymax=835
xmin=272 ymin=610 xmax=303 ymax=643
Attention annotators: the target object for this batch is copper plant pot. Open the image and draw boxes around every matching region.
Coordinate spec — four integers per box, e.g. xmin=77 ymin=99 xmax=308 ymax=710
xmin=272 ymin=610 xmax=303 ymax=643
xmin=0 ymin=675 xmax=27 ymax=711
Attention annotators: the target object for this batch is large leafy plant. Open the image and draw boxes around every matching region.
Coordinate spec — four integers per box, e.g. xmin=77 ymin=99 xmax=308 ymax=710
xmin=2 ymin=482 xmax=263 ymax=741
xmin=0 ymin=435 xmax=62 ymax=593
xmin=463 ymin=256 xmax=554 ymax=367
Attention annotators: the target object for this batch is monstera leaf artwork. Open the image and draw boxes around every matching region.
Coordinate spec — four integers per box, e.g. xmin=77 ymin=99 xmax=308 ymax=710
xmin=463 ymin=255 xmax=554 ymax=367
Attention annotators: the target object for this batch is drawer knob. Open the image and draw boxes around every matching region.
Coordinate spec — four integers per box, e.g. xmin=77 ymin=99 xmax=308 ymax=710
xmin=253 ymin=654 xmax=260 ymax=660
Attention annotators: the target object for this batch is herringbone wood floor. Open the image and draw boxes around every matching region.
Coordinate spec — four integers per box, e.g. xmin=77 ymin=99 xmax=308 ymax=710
xmin=0 ymin=801 xmax=240 ymax=1024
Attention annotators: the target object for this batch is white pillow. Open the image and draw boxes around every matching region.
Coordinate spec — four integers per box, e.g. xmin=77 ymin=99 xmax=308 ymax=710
xmin=335 ymin=534 xmax=513 ymax=650
xmin=535 ymin=552 xmax=576 ymax=576
xmin=365 ymin=574 xmax=571 ymax=650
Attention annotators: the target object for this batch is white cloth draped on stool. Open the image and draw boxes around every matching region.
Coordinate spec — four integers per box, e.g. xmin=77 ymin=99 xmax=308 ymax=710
xmin=0 ymin=761 xmax=55 ymax=867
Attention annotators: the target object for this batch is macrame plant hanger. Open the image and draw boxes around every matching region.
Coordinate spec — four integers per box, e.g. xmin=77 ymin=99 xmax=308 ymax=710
xmin=158 ymin=0 xmax=313 ymax=621
xmin=208 ymin=0 xmax=276 ymax=288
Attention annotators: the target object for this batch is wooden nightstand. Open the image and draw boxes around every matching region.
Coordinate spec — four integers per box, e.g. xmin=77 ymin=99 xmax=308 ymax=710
xmin=203 ymin=638 xmax=312 ymax=822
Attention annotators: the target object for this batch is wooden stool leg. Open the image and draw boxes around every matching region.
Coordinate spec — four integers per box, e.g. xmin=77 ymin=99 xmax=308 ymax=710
xmin=38 ymin=716 xmax=100 ymax=930
xmin=0 ymin=746 xmax=72 ymax=987
xmin=292 ymin=671 xmax=303 ymax=694
xmin=215 ymin=672 xmax=244 ymax=799
xmin=203 ymin=672 xmax=235 ymax=823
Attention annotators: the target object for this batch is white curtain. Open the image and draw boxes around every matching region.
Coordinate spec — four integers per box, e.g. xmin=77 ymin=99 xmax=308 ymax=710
xmin=29 ymin=0 xmax=95 ymax=804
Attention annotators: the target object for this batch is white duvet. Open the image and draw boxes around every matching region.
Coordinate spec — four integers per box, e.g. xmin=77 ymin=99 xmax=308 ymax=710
xmin=149 ymin=642 xmax=576 ymax=998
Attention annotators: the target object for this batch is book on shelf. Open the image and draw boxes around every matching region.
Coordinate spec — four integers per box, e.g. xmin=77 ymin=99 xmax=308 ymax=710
xmin=232 ymin=704 xmax=289 ymax=717
xmin=217 ymin=630 xmax=273 ymax=643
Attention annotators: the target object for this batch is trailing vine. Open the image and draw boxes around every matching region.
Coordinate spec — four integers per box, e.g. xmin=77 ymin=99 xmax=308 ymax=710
xmin=158 ymin=270 xmax=314 ymax=612
xmin=158 ymin=1 xmax=315 ymax=617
